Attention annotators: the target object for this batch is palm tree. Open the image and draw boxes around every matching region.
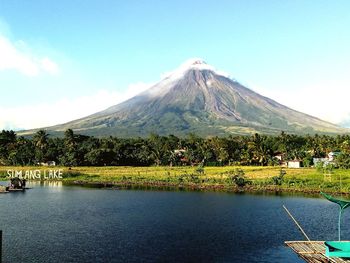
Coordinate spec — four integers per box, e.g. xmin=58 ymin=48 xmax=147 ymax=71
xmin=248 ymin=133 xmax=273 ymax=166
xmin=33 ymin=130 xmax=49 ymax=163
xmin=33 ymin=130 xmax=49 ymax=149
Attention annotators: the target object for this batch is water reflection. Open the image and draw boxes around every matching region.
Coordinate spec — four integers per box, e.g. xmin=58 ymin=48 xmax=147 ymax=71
xmin=0 ymin=184 xmax=345 ymax=262
xmin=29 ymin=181 xmax=63 ymax=188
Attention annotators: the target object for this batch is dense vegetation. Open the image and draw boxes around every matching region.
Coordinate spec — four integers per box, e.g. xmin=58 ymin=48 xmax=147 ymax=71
xmin=2 ymin=129 xmax=350 ymax=168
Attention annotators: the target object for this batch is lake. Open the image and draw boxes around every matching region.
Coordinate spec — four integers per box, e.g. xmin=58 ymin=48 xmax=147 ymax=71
xmin=0 ymin=182 xmax=348 ymax=262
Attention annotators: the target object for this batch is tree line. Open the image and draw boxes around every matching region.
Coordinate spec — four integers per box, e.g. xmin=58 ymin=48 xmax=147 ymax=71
xmin=2 ymin=129 xmax=350 ymax=168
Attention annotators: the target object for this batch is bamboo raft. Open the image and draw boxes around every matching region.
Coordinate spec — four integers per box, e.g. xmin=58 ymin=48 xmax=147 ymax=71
xmin=285 ymin=241 xmax=350 ymax=262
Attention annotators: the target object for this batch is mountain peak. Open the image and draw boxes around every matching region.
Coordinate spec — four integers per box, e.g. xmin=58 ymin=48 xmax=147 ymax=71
xmin=181 ymin=58 xmax=209 ymax=70
xmin=187 ymin=58 xmax=207 ymax=66
xmin=24 ymin=59 xmax=348 ymax=137
xmin=192 ymin=59 xmax=206 ymax=65
xmin=162 ymin=58 xmax=229 ymax=82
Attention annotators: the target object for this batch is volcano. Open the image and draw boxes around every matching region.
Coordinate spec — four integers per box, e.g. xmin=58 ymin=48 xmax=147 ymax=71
xmin=23 ymin=59 xmax=348 ymax=137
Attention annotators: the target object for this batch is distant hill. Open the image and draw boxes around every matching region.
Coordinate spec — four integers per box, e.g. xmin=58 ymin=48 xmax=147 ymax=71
xmin=20 ymin=59 xmax=348 ymax=137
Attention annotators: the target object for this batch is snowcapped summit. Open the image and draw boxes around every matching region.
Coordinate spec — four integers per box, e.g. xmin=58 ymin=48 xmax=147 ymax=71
xmin=162 ymin=58 xmax=229 ymax=81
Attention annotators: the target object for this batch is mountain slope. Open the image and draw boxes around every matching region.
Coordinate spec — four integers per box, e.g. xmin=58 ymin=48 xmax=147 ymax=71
xmin=21 ymin=59 xmax=348 ymax=137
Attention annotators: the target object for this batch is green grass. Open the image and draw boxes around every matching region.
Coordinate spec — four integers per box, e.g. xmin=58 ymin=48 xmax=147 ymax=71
xmin=1 ymin=165 xmax=349 ymax=194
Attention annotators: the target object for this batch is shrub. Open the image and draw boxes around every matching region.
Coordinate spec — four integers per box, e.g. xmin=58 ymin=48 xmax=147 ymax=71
xmin=271 ymin=168 xmax=286 ymax=185
xmin=195 ymin=164 xmax=205 ymax=175
xmin=228 ymin=168 xmax=250 ymax=187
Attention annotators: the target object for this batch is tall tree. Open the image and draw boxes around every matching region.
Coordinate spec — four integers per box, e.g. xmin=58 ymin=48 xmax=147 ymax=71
xmin=60 ymin=129 xmax=79 ymax=166
xmin=33 ymin=130 xmax=49 ymax=163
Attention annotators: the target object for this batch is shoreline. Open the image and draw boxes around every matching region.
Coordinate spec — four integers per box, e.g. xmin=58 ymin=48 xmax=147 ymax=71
xmin=67 ymin=180 xmax=344 ymax=197
xmin=1 ymin=165 xmax=349 ymax=197
xmin=0 ymin=179 xmax=345 ymax=197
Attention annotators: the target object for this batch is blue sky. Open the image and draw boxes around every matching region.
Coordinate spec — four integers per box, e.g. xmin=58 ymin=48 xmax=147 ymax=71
xmin=1 ymin=0 xmax=350 ymax=129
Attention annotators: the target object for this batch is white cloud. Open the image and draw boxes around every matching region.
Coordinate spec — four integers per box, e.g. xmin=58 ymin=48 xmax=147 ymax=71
xmin=125 ymin=81 xmax=152 ymax=97
xmin=0 ymin=82 xmax=152 ymax=130
xmin=40 ymin=57 xmax=60 ymax=75
xmin=0 ymin=35 xmax=60 ymax=76
xmin=249 ymin=81 xmax=350 ymax=127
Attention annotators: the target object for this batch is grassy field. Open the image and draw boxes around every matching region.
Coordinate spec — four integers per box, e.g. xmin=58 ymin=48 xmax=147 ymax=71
xmin=1 ymin=165 xmax=349 ymax=194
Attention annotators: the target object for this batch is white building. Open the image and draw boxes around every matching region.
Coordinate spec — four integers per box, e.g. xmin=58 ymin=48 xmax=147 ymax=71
xmin=287 ymin=160 xmax=302 ymax=168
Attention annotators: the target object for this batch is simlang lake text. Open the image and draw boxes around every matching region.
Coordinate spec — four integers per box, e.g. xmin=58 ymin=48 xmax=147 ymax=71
xmin=7 ymin=169 xmax=64 ymax=180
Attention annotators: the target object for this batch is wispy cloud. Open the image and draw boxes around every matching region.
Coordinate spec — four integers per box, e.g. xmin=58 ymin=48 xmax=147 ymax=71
xmin=0 ymin=82 xmax=152 ymax=130
xmin=250 ymin=82 xmax=350 ymax=128
xmin=0 ymin=34 xmax=60 ymax=76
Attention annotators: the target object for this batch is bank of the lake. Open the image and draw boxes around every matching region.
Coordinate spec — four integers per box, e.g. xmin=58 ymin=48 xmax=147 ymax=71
xmin=1 ymin=166 xmax=350 ymax=195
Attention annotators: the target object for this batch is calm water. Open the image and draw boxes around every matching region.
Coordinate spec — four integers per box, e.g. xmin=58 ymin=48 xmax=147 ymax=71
xmin=0 ymin=182 xmax=348 ymax=263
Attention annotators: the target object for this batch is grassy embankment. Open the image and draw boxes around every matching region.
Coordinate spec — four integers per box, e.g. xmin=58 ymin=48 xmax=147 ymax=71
xmin=1 ymin=165 xmax=349 ymax=194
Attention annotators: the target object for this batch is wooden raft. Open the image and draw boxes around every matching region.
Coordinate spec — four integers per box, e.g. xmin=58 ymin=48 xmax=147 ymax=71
xmin=285 ymin=241 xmax=350 ymax=263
